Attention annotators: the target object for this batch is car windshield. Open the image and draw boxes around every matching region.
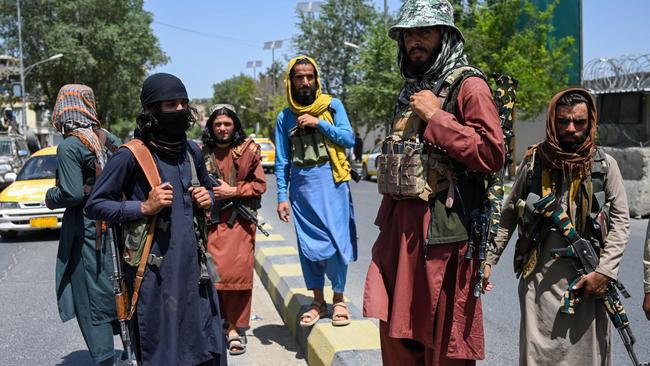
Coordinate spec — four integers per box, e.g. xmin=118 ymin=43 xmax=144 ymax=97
xmin=17 ymin=155 xmax=58 ymax=180
xmin=258 ymin=142 xmax=274 ymax=151
xmin=0 ymin=140 xmax=13 ymax=156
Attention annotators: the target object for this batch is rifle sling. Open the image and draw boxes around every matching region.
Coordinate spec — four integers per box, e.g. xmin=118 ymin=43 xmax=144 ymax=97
xmin=122 ymin=139 xmax=162 ymax=321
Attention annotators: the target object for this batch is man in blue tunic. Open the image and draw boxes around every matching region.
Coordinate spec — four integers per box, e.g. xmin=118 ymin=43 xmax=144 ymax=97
xmin=46 ymin=84 xmax=122 ymax=366
xmin=275 ymin=56 xmax=358 ymax=327
xmin=85 ymin=73 xmax=227 ymax=365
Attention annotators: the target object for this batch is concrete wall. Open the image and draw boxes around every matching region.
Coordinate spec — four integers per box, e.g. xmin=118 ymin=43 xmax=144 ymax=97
xmin=601 ymin=147 xmax=650 ymax=218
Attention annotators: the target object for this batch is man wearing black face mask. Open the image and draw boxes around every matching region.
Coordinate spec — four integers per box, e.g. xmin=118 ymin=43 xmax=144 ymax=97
xmin=85 ymin=73 xmax=227 ymax=366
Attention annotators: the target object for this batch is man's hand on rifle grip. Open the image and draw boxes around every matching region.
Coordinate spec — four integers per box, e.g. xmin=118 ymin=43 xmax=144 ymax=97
xmin=141 ymin=182 xmax=173 ymax=215
xmin=212 ymin=179 xmax=237 ymax=199
xmin=572 ymin=272 xmax=608 ymax=298
xmin=482 ymin=264 xmax=494 ymax=292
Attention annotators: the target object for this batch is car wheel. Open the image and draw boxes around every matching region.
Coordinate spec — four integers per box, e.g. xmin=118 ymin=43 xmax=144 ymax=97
xmin=362 ymin=164 xmax=370 ymax=181
xmin=0 ymin=231 xmax=18 ymax=240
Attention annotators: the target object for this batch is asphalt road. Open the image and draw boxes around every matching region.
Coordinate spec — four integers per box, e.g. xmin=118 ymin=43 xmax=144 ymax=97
xmin=259 ymin=173 xmax=650 ymax=365
xmin=1 ymin=173 xmax=648 ymax=365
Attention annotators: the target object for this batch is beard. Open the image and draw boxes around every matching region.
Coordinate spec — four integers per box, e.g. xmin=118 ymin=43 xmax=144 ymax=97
xmin=291 ymin=84 xmax=317 ymax=106
xmin=559 ymin=133 xmax=588 ymax=153
xmin=403 ymin=47 xmax=439 ymax=78
xmin=215 ymin=133 xmax=234 ymax=145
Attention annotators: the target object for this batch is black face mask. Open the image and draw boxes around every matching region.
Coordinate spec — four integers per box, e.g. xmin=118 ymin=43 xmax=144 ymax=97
xmin=154 ymin=109 xmax=191 ymax=140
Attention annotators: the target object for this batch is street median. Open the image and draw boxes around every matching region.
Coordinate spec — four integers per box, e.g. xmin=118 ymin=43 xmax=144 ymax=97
xmin=255 ymin=223 xmax=382 ymax=366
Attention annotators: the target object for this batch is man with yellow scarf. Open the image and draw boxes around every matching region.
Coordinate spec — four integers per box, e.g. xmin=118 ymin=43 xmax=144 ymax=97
xmin=274 ymin=56 xmax=357 ymax=327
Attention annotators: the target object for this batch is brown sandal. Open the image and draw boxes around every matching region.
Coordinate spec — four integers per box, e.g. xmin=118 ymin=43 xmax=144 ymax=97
xmin=300 ymin=300 xmax=327 ymax=327
xmin=332 ymin=302 xmax=351 ymax=326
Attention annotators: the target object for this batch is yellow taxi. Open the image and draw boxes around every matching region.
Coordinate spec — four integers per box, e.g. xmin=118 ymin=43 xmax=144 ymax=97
xmin=0 ymin=146 xmax=63 ymax=239
xmin=361 ymin=142 xmax=382 ymax=180
xmin=253 ymin=137 xmax=276 ymax=173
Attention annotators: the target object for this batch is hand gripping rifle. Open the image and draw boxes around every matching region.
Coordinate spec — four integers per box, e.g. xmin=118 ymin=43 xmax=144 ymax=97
xmin=108 ymin=227 xmax=138 ymax=366
xmin=209 ymin=174 xmax=270 ymax=237
xmin=469 ymin=73 xmax=518 ymax=297
xmin=533 ymin=193 xmax=648 ymax=366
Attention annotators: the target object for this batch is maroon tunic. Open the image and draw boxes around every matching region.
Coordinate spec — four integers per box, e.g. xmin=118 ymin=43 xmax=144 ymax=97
xmin=207 ymin=139 xmax=266 ymax=328
xmin=363 ymin=77 xmax=504 ymax=365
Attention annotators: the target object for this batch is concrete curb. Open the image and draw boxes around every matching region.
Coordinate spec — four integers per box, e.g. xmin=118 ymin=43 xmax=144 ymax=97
xmin=254 ymin=222 xmax=382 ymax=366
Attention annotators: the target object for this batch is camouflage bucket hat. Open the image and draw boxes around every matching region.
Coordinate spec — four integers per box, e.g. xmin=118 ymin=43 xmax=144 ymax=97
xmin=389 ymin=0 xmax=463 ymax=41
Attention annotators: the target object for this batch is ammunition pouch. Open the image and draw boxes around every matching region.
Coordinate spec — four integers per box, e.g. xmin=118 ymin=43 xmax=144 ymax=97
xmin=376 ymin=139 xmax=428 ymax=199
xmin=122 ymin=217 xmax=154 ymax=267
xmin=289 ymin=126 xmax=329 ymax=167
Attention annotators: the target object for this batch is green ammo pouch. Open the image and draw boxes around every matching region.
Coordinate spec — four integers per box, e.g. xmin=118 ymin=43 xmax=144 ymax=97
xmin=121 ymin=217 xmax=154 ymax=267
xmin=289 ymin=125 xmax=329 ymax=167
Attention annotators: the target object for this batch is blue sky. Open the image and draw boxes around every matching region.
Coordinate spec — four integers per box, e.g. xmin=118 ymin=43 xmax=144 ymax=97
xmin=143 ymin=0 xmax=650 ymax=99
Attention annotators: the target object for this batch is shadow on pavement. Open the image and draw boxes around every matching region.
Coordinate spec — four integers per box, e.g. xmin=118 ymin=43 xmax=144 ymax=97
xmin=56 ymin=350 xmax=94 ymax=365
xmin=252 ymin=324 xmax=306 ymax=360
xmin=0 ymin=229 xmax=60 ymax=243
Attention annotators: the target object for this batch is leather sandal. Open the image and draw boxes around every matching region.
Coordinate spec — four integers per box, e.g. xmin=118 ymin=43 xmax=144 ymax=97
xmin=300 ymin=300 xmax=327 ymax=328
xmin=332 ymin=302 xmax=351 ymax=326
xmin=227 ymin=334 xmax=246 ymax=355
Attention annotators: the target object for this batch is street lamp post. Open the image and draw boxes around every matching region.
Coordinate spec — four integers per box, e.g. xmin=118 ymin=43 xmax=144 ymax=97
xmin=246 ymin=60 xmax=262 ymax=81
xmin=263 ymin=40 xmax=283 ymax=95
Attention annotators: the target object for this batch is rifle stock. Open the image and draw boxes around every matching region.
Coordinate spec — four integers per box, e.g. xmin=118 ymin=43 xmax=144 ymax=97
xmin=108 ymin=226 xmax=138 ymax=365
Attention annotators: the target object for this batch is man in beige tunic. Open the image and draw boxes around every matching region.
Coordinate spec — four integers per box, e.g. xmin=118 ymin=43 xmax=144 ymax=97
xmin=484 ymin=87 xmax=630 ymax=366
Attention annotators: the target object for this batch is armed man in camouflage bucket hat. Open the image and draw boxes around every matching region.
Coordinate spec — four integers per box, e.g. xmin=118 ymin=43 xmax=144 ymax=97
xmin=363 ymin=0 xmax=504 ymax=365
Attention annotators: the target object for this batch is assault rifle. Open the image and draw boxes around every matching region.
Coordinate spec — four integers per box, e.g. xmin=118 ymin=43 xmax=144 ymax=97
xmin=469 ymin=73 xmax=518 ymax=297
xmin=533 ymin=193 xmax=648 ymax=366
xmin=108 ymin=227 xmax=138 ymax=366
xmin=209 ymin=175 xmax=270 ymax=237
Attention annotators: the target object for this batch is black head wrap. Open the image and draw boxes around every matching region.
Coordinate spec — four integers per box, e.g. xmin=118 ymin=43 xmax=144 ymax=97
xmin=140 ymin=73 xmax=188 ymax=107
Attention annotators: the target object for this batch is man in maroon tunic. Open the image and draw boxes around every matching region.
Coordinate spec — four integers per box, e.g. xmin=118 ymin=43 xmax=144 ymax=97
xmin=202 ymin=104 xmax=266 ymax=355
xmin=363 ymin=1 xmax=504 ymax=365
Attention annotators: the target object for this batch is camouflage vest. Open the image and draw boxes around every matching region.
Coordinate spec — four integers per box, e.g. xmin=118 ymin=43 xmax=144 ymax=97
xmin=377 ymin=66 xmax=489 ymax=245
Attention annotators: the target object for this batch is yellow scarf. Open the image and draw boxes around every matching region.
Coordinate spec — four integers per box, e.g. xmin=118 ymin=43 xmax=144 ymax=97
xmin=285 ymin=56 xmax=351 ymax=183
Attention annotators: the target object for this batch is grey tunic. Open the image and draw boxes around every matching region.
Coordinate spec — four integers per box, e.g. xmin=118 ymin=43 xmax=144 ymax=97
xmin=487 ymin=153 xmax=630 ymax=366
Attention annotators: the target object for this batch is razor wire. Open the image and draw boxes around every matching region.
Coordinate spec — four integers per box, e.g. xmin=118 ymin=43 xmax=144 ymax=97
xmin=583 ymin=54 xmax=650 ymax=93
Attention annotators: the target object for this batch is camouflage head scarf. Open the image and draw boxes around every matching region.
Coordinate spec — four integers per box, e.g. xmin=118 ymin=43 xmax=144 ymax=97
xmin=391 ymin=0 xmax=468 ymax=107
xmin=52 ymin=84 xmax=107 ymax=168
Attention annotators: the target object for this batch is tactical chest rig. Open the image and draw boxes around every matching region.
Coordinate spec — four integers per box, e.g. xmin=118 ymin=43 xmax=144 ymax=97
xmin=513 ymin=147 xmax=610 ymax=278
xmin=377 ymin=66 xmax=489 ymax=245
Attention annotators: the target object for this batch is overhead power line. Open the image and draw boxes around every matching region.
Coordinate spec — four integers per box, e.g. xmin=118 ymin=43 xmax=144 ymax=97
xmin=153 ymin=21 xmax=262 ymax=48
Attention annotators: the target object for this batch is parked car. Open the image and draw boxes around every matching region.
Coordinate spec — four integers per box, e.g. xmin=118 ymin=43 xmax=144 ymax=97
xmin=361 ymin=142 xmax=382 ymax=180
xmin=253 ymin=137 xmax=276 ymax=173
xmin=0 ymin=146 xmax=63 ymax=239
xmin=0 ymin=133 xmax=31 ymax=190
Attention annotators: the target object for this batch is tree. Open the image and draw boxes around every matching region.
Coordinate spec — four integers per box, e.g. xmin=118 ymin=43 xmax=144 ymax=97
xmin=457 ymin=0 xmax=574 ymax=119
xmin=347 ymin=14 xmax=402 ymax=135
xmin=292 ymin=0 xmax=375 ymax=105
xmin=210 ymin=74 xmax=263 ymax=134
xmin=0 ymin=0 xmax=167 ymax=138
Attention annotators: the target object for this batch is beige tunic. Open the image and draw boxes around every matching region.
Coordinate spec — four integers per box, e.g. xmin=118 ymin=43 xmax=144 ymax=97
xmin=486 ymin=153 xmax=630 ymax=366
xmin=643 ymin=221 xmax=650 ymax=294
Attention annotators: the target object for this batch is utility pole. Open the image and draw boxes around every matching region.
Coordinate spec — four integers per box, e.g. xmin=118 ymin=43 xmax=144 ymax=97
xmin=17 ymin=0 xmax=27 ymax=132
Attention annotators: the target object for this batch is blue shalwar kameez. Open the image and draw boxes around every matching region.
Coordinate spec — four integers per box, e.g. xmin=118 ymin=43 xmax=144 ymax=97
xmin=275 ymin=98 xmax=358 ymax=293
xmin=85 ymin=141 xmax=226 ymax=366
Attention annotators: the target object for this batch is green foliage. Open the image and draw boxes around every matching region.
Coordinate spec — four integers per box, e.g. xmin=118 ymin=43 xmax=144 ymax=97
xmin=347 ymin=15 xmax=402 ymax=134
xmin=458 ymin=0 xmax=574 ymax=119
xmin=292 ymin=0 xmax=375 ymax=104
xmin=0 ymin=0 xmax=167 ymax=138
xmin=210 ymin=73 xmax=263 ymax=133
